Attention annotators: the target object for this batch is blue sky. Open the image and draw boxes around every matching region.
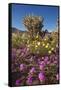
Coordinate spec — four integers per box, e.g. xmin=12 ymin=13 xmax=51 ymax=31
xmin=12 ymin=4 xmax=59 ymax=31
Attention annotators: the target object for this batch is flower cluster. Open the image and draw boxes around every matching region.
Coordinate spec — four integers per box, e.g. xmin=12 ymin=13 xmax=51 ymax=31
xmin=11 ymin=44 xmax=59 ymax=86
xmin=11 ymin=29 xmax=59 ymax=86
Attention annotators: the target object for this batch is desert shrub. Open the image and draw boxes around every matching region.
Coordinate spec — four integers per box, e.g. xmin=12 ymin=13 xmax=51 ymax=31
xmin=12 ymin=31 xmax=58 ymax=56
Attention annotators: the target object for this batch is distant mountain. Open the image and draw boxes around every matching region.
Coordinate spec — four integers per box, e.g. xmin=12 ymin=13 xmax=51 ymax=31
xmin=12 ymin=27 xmax=19 ymax=33
xmin=11 ymin=27 xmax=52 ymax=38
xmin=11 ymin=27 xmax=26 ymax=33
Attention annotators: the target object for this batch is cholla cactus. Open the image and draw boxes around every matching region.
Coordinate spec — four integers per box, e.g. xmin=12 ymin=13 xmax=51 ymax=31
xmin=23 ymin=15 xmax=44 ymax=38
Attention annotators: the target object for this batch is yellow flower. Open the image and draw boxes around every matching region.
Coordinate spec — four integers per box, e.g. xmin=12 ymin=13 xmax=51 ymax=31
xmin=27 ymin=45 xmax=30 ymax=47
xmin=45 ymin=45 xmax=48 ymax=48
xmin=47 ymin=43 xmax=49 ymax=46
xmin=51 ymin=47 xmax=54 ymax=51
xmin=37 ymin=42 xmax=40 ymax=46
xmin=42 ymin=43 xmax=45 ymax=46
xmin=48 ymin=50 xmax=51 ymax=54
xmin=44 ymin=38 xmax=46 ymax=41
xmin=35 ymin=45 xmax=38 ymax=48
xmin=36 ymin=35 xmax=38 ymax=39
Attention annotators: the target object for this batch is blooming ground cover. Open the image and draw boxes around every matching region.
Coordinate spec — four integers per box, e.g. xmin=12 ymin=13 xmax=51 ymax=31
xmin=11 ymin=30 xmax=59 ymax=86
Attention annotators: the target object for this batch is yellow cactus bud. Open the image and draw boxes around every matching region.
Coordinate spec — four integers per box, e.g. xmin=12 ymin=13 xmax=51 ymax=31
xmin=42 ymin=43 xmax=45 ymax=46
xmin=51 ymin=47 xmax=54 ymax=51
xmin=44 ymin=38 xmax=46 ymax=41
xmin=37 ymin=42 xmax=40 ymax=46
xmin=47 ymin=43 xmax=49 ymax=46
xmin=48 ymin=50 xmax=51 ymax=54
xmin=36 ymin=35 xmax=38 ymax=39
xmin=45 ymin=45 xmax=48 ymax=48
xmin=35 ymin=45 xmax=38 ymax=48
